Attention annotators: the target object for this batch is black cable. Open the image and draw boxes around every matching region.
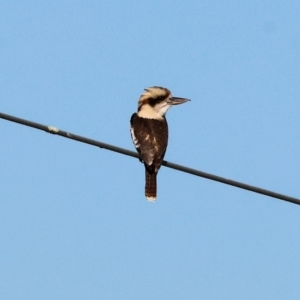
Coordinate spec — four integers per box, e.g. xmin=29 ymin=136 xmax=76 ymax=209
xmin=1 ymin=111 xmax=299 ymax=206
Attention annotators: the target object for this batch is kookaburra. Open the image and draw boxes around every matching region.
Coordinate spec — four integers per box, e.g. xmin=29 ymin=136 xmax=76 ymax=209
xmin=130 ymin=86 xmax=190 ymax=201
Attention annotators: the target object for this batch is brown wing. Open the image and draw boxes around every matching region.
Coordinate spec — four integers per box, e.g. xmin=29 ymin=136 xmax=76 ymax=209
xmin=130 ymin=113 xmax=168 ymax=172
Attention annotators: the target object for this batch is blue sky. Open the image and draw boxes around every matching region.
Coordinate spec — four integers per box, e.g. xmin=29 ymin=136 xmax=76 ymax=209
xmin=1 ymin=1 xmax=300 ymax=299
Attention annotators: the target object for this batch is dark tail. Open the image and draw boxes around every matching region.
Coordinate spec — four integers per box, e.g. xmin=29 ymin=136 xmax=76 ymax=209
xmin=145 ymin=169 xmax=157 ymax=201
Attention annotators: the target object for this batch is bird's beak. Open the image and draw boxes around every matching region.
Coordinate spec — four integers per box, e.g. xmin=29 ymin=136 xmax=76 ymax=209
xmin=167 ymin=97 xmax=191 ymax=105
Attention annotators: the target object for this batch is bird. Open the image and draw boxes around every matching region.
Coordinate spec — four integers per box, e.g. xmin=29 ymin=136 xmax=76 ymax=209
xmin=130 ymin=86 xmax=190 ymax=201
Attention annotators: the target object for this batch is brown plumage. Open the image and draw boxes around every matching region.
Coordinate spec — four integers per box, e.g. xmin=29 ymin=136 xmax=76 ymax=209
xmin=130 ymin=113 xmax=168 ymax=200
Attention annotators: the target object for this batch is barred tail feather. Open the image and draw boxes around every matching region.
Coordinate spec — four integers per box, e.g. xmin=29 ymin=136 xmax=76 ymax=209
xmin=145 ymin=169 xmax=157 ymax=201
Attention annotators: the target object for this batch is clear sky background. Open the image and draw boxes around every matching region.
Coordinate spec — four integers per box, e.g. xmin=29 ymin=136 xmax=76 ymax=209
xmin=1 ymin=1 xmax=300 ymax=299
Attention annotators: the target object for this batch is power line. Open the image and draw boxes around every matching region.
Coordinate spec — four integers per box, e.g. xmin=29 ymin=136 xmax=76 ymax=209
xmin=1 ymin=111 xmax=299 ymax=206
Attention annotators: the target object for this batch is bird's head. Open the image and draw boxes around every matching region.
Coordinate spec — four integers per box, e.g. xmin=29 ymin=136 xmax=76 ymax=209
xmin=137 ymin=86 xmax=190 ymax=119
